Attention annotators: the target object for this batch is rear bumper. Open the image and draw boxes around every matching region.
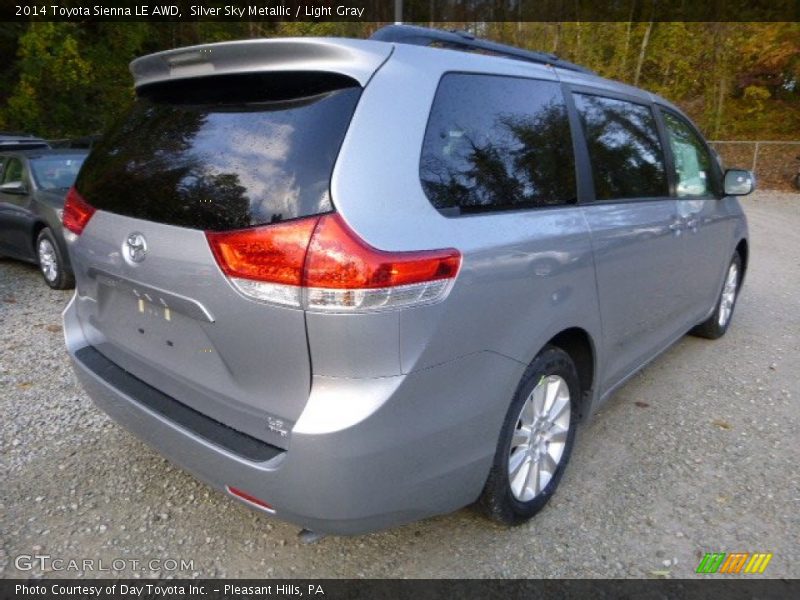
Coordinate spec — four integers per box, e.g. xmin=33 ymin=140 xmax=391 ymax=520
xmin=64 ymin=295 xmax=524 ymax=534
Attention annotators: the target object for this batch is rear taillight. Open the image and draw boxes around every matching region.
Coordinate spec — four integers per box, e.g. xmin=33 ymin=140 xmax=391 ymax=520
xmin=206 ymin=217 xmax=319 ymax=307
xmin=303 ymin=213 xmax=461 ymax=311
xmin=206 ymin=213 xmax=461 ymax=312
xmin=62 ymin=186 xmax=96 ymax=236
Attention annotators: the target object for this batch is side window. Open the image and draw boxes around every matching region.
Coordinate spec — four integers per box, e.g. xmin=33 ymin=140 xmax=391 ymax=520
xmin=420 ymin=74 xmax=576 ymax=215
xmin=661 ymin=110 xmax=716 ymax=198
xmin=573 ymin=93 xmax=668 ymax=200
xmin=1 ymin=158 xmax=23 ymax=185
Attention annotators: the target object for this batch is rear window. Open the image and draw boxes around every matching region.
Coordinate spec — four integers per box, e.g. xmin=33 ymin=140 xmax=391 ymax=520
xmin=30 ymin=154 xmax=86 ymax=191
xmin=420 ymin=73 xmax=576 ymax=215
xmin=76 ymin=72 xmax=361 ymax=231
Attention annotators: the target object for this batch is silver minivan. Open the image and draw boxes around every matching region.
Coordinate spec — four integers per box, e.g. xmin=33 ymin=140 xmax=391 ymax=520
xmin=63 ymin=25 xmax=752 ymax=535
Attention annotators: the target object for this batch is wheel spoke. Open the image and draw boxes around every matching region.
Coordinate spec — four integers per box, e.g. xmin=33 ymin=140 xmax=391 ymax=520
xmin=508 ymin=447 xmax=528 ymax=479
xmin=727 ymin=266 xmax=737 ymax=287
xmin=548 ymin=393 xmax=570 ymax=421
xmin=525 ymin=457 xmax=541 ymax=497
xmin=510 ymin=453 xmax=531 ymax=498
xmin=541 ymin=450 xmax=558 ymax=475
xmin=546 ymin=425 xmax=568 ymax=444
xmin=522 ymin=396 xmax=536 ymax=426
xmin=530 ymin=383 xmax=546 ymax=418
xmin=511 ymin=425 xmax=531 ymax=448
xmin=544 ymin=377 xmax=559 ymax=414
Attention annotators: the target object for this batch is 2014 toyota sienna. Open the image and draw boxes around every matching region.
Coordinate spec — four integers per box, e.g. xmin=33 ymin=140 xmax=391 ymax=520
xmin=62 ymin=25 xmax=753 ymax=535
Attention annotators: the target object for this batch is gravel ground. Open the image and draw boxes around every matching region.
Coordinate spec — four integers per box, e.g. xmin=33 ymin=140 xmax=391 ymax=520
xmin=1 ymin=191 xmax=798 ymax=579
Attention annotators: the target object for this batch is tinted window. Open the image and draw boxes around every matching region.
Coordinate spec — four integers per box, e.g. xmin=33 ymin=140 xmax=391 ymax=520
xmin=420 ymin=74 xmax=576 ymax=215
xmin=76 ymin=73 xmax=361 ymax=231
xmin=574 ymin=93 xmax=667 ymax=200
xmin=1 ymin=158 xmax=23 ymax=184
xmin=30 ymin=155 xmax=86 ymax=191
xmin=662 ymin=111 xmax=716 ymax=197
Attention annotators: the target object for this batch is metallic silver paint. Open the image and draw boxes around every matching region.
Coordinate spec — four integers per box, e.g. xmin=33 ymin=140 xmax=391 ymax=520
xmin=130 ymin=38 xmax=394 ymax=88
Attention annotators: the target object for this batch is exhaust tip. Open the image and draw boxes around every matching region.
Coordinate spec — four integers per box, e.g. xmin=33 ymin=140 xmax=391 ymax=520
xmin=297 ymin=528 xmax=326 ymax=544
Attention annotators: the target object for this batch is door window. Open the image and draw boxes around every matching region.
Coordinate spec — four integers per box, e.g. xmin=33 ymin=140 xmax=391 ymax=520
xmin=573 ymin=93 xmax=668 ymax=200
xmin=662 ymin=111 xmax=715 ymax=197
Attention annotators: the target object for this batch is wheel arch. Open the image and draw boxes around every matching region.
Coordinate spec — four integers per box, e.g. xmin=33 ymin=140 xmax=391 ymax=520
xmin=23 ymin=218 xmax=48 ymax=260
xmin=545 ymin=327 xmax=596 ymax=421
xmin=735 ymin=238 xmax=748 ymax=287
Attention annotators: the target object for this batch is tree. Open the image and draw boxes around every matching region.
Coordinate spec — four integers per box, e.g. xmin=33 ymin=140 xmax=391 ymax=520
xmin=0 ymin=21 xmax=797 ymax=141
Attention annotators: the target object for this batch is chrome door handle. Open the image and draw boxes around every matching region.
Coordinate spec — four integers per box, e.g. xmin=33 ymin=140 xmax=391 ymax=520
xmin=669 ymin=221 xmax=683 ymax=232
xmin=685 ymin=218 xmax=699 ymax=229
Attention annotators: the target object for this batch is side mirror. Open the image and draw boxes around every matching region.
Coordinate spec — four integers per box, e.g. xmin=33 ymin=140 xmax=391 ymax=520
xmin=0 ymin=181 xmax=28 ymax=194
xmin=723 ymin=169 xmax=755 ymax=196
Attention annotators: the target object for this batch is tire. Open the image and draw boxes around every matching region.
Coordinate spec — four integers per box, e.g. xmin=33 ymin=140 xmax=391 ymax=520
xmin=691 ymin=252 xmax=742 ymax=340
xmin=36 ymin=228 xmax=74 ymax=290
xmin=479 ymin=345 xmax=579 ymax=526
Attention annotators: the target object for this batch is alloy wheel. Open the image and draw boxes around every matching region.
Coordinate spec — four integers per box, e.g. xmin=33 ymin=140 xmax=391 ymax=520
xmin=508 ymin=374 xmax=571 ymax=502
xmin=718 ymin=262 xmax=739 ymax=327
xmin=38 ymin=238 xmax=58 ymax=282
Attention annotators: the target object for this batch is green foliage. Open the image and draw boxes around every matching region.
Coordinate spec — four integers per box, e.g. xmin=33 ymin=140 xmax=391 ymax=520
xmin=0 ymin=22 xmax=797 ymax=140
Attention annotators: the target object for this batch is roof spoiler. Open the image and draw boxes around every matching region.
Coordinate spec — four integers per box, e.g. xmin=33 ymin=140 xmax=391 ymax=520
xmin=130 ymin=38 xmax=393 ymax=89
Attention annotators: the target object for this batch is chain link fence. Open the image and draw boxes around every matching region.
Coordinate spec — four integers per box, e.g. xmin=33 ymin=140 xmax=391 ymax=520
xmin=709 ymin=141 xmax=800 ymax=191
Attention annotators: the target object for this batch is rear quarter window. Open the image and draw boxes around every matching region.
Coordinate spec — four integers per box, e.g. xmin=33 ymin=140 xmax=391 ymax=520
xmin=420 ymin=73 xmax=576 ymax=215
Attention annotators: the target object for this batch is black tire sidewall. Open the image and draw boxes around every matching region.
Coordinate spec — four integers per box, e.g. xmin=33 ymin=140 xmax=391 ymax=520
xmin=481 ymin=346 xmax=580 ymax=525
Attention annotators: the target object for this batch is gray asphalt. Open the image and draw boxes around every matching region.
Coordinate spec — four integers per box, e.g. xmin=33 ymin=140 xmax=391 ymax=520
xmin=1 ymin=191 xmax=798 ymax=578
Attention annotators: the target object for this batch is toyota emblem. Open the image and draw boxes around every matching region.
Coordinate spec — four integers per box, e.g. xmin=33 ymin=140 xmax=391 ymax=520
xmin=125 ymin=232 xmax=148 ymax=263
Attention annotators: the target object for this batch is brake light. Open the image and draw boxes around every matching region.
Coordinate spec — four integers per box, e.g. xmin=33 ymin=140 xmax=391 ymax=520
xmin=206 ymin=213 xmax=461 ymax=311
xmin=62 ymin=187 xmax=96 ymax=236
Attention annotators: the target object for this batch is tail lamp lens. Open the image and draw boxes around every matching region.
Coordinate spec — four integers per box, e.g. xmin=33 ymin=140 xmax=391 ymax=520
xmin=206 ymin=217 xmax=319 ymax=307
xmin=303 ymin=214 xmax=460 ymax=311
xmin=206 ymin=214 xmax=461 ymax=311
xmin=62 ymin=186 xmax=96 ymax=235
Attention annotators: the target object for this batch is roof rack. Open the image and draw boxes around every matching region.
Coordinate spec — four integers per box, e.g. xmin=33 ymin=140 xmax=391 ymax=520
xmin=370 ymin=25 xmax=595 ymax=75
